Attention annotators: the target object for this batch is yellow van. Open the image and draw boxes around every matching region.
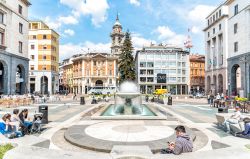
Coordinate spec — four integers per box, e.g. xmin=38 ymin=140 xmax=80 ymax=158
xmin=153 ymin=89 xmax=168 ymax=95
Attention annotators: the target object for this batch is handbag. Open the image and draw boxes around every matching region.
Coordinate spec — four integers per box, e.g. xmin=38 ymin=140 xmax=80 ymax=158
xmin=243 ymin=117 xmax=250 ymax=123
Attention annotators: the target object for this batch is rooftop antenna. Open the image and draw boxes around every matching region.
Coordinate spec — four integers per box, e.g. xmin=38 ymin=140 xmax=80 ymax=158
xmin=184 ymin=28 xmax=193 ymax=53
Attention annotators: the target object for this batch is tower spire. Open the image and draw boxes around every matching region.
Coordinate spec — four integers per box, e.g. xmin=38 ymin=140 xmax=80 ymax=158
xmin=116 ymin=12 xmax=119 ymax=21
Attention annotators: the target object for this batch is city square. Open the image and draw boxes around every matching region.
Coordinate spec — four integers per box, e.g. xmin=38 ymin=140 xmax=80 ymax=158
xmin=1 ymin=0 xmax=250 ymax=158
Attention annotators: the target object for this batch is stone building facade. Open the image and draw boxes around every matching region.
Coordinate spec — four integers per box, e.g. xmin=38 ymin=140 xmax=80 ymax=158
xmin=189 ymin=55 xmax=205 ymax=94
xmin=205 ymin=0 xmax=250 ymax=97
xmin=0 ymin=0 xmax=31 ymax=95
xmin=204 ymin=2 xmax=229 ymax=95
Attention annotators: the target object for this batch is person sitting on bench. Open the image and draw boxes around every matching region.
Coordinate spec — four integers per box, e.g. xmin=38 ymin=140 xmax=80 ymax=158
xmin=223 ymin=106 xmax=242 ymax=133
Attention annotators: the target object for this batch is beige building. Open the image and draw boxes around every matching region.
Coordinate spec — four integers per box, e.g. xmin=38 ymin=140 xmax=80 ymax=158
xmin=0 ymin=0 xmax=31 ymax=95
xmin=28 ymin=21 xmax=60 ymax=94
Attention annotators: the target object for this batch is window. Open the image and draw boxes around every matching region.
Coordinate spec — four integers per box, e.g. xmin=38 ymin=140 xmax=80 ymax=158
xmin=94 ymin=61 xmax=96 ymax=66
xmin=42 ymin=65 xmax=46 ymax=70
xmin=234 ymin=23 xmax=238 ymax=34
xmin=109 ymin=79 xmax=112 ymax=84
xmin=18 ymin=41 xmax=23 ymax=53
xmin=30 ymin=65 xmax=34 ymax=70
xmin=18 ymin=5 xmax=23 ymax=15
xmin=43 ymin=45 xmax=47 ymax=50
xmin=208 ymin=32 xmax=210 ymax=37
xmin=33 ymin=35 xmax=36 ymax=39
xmin=219 ymin=24 xmax=221 ymax=30
xmin=216 ymin=12 xmax=218 ymax=19
xmin=0 ymin=12 xmax=4 ymax=24
xmin=234 ymin=4 xmax=238 ymax=15
xmin=43 ymin=35 xmax=47 ymax=39
xmin=30 ymin=55 xmax=35 ymax=60
xmin=234 ymin=42 xmax=238 ymax=52
xmin=213 ymin=28 xmax=215 ymax=34
xmin=207 ymin=19 xmax=209 ymax=26
xmin=42 ymin=55 xmax=46 ymax=60
xmin=31 ymin=44 xmax=35 ymax=50
xmin=19 ymin=23 xmax=23 ymax=33
xmin=109 ymin=70 xmax=112 ymax=76
xmin=0 ymin=32 xmax=4 ymax=45
xmin=213 ymin=15 xmax=215 ymax=22
xmin=219 ymin=10 xmax=222 ymax=17
xmin=30 ymin=78 xmax=35 ymax=81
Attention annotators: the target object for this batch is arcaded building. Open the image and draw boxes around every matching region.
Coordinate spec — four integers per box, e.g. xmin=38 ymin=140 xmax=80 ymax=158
xmin=0 ymin=0 xmax=31 ymax=95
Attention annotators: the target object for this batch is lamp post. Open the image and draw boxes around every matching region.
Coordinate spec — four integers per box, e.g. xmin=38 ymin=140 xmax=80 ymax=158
xmin=211 ymin=45 xmax=215 ymax=95
xmin=42 ymin=44 xmax=46 ymax=96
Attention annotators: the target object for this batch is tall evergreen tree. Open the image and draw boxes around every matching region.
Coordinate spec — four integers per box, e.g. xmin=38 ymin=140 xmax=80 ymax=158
xmin=118 ymin=31 xmax=136 ymax=84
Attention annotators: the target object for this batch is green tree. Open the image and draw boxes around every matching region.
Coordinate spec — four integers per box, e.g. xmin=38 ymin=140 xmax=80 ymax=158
xmin=118 ymin=31 xmax=136 ymax=84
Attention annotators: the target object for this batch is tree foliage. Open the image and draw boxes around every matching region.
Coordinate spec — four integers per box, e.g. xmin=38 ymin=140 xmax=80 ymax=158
xmin=118 ymin=31 xmax=136 ymax=84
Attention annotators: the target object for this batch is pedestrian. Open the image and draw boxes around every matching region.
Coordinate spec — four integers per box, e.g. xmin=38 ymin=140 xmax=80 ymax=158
xmin=207 ymin=94 xmax=210 ymax=104
xmin=210 ymin=93 xmax=214 ymax=107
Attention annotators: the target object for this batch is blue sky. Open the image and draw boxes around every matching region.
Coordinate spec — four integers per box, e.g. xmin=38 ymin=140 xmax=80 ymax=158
xmin=29 ymin=0 xmax=224 ymax=61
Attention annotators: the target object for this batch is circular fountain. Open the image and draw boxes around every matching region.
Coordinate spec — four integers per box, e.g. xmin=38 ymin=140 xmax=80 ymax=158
xmin=114 ymin=81 xmax=143 ymax=115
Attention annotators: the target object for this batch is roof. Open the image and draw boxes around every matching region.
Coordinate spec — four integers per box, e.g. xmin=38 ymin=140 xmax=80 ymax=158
xmin=21 ymin=0 xmax=31 ymax=6
xmin=190 ymin=54 xmax=205 ymax=62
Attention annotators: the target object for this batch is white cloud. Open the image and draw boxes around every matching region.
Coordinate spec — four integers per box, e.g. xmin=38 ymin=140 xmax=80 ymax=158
xmin=188 ymin=5 xmax=215 ymax=24
xmin=60 ymin=0 xmax=109 ymax=27
xmin=129 ymin=0 xmax=140 ymax=6
xmin=131 ymin=33 xmax=156 ymax=50
xmin=59 ymin=41 xmax=111 ymax=61
xmin=153 ymin=25 xmax=187 ymax=47
xmin=64 ymin=29 xmax=75 ymax=36
xmin=191 ymin=26 xmax=200 ymax=34
xmin=153 ymin=26 xmax=175 ymax=40
xmin=44 ymin=14 xmax=79 ymax=30
xmin=58 ymin=15 xmax=79 ymax=25
xmin=44 ymin=16 xmax=62 ymax=30
xmin=186 ymin=5 xmax=215 ymax=34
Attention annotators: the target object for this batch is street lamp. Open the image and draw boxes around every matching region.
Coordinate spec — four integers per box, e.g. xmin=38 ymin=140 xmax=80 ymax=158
xmin=211 ymin=45 xmax=215 ymax=94
xmin=42 ymin=44 xmax=46 ymax=96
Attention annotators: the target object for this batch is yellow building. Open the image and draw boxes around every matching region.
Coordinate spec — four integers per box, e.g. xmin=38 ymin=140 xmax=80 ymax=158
xmin=190 ymin=54 xmax=205 ymax=94
xmin=28 ymin=21 xmax=60 ymax=94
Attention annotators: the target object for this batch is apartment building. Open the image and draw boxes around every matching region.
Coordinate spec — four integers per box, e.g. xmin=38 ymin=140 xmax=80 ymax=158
xmin=28 ymin=21 xmax=60 ymax=94
xmin=0 ymin=0 xmax=31 ymax=95
xmin=135 ymin=45 xmax=190 ymax=95
xmin=189 ymin=54 xmax=205 ymax=94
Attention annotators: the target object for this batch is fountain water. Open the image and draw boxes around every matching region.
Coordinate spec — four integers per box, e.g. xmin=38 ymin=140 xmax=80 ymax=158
xmin=113 ymin=81 xmax=143 ymax=115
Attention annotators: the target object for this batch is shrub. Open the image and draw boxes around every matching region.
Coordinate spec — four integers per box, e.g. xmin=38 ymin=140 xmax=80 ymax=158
xmin=0 ymin=144 xmax=14 ymax=159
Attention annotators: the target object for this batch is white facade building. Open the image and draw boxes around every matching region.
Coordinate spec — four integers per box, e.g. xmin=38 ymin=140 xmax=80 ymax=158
xmin=204 ymin=0 xmax=250 ymax=97
xmin=0 ymin=0 xmax=31 ymax=95
xmin=135 ymin=45 xmax=190 ymax=95
xmin=204 ymin=2 xmax=229 ymax=95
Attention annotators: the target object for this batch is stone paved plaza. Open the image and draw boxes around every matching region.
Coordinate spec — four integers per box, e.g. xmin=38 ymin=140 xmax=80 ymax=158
xmin=1 ymin=96 xmax=250 ymax=159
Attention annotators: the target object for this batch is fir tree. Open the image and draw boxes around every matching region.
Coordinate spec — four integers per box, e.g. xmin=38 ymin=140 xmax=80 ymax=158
xmin=118 ymin=31 xmax=136 ymax=84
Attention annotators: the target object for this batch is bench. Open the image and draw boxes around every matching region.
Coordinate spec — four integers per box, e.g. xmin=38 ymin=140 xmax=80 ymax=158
xmin=215 ymin=113 xmax=245 ymax=135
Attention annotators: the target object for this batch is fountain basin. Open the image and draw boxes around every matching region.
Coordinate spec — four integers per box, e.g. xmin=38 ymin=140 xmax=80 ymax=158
xmin=91 ymin=104 xmax=167 ymax=120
